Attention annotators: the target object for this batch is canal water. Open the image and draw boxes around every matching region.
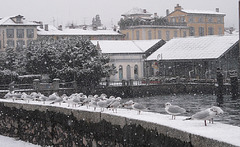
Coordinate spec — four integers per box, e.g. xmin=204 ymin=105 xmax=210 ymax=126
xmin=123 ymin=94 xmax=240 ymax=127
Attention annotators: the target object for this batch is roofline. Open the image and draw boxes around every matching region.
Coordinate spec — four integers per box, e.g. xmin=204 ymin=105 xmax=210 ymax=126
xmin=37 ymin=34 xmax=124 ymax=36
xmin=0 ymin=24 xmax=39 ymax=26
xmin=166 ymin=9 xmax=226 ymax=17
xmin=147 ymin=58 xmax=217 ymax=62
xmin=218 ymin=40 xmax=239 ymax=59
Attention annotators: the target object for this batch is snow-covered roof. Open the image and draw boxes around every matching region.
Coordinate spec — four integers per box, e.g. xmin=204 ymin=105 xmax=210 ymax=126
xmin=182 ymin=9 xmax=226 ymax=15
xmin=0 ymin=15 xmax=39 ymax=26
xmin=91 ymin=40 xmax=161 ymax=54
xmin=37 ymin=25 xmax=123 ymax=36
xmin=122 ymin=8 xmax=152 ymax=16
xmin=147 ymin=35 xmax=239 ymax=61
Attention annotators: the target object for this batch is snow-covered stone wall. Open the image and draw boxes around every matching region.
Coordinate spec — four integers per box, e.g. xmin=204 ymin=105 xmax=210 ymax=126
xmin=0 ymin=101 xmax=236 ymax=147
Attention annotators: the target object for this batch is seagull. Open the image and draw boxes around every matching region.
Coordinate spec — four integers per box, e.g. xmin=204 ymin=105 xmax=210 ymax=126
xmin=132 ymin=103 xmax=148 ymax=114
xmin=186 ymin=106 xmax=219 ymax=126
xmin=122 ymin=100 xmax=134 ymax=110
xmin=89 ymin=98 xmax=98 ymax=111
xmin=21 ymin=92 xmax=33 ymax=103
xmin=165 ymin=102 xmax=186 ymax=119
xmin=47 ymin=93 xmax=59 ymax=102
xmin=39 ymin=94 xmax=48 ymax=104
xmin=208 ymin=106 xmax=224 ymax=124
xmin=107 ymin=97 xmax=121 ymax=113
xmin=97 ymin=100 xmax=109 ymax=112
xmin=50 ymin=96 xmax=63 ymax=105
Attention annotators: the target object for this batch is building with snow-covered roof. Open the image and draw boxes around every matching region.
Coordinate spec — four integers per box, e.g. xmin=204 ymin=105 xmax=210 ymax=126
xmin=146 ymin=35 xmax=239 ymax=80
xmin=0 ymin=15 xmax=39 ymax=51
xmin=37 ymin=24 xmax=124 ymax=40
xmin=119 ymin=7 xmax=189 ymax=41
xmin=166 ymin=4 xmax=225 ymax=37
xmin=91 ymin=39 xmax=165 ymax=81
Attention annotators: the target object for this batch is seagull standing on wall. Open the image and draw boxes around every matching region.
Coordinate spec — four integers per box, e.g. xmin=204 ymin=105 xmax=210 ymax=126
xmin=132 ymin=103 xmax=148 ymax=115
xmin=165 ymin=102 xmax=186 ymax=119
xmin=186 ymin=106 xmax=219 ymax=126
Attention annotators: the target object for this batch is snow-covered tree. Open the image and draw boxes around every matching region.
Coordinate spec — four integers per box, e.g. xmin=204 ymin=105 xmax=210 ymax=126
xmin=24 ymin=37 xmax=116 ymax=86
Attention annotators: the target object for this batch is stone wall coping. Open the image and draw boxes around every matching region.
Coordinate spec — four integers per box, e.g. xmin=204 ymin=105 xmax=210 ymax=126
xmin=0 ymin=99 xmax=239 ymax=147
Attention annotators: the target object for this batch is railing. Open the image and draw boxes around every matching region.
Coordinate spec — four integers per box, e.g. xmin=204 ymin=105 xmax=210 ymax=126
xmin=99 ymin=78 xmax=221 ymax=87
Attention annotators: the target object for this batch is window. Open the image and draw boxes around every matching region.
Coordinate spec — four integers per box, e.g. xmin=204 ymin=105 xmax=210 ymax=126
xmin=218 ymin=27 xmax=223 ymax=35
xmin=158 ymin=30 xmax=162 ymax=39
xmin=16 ymin=40 xmax=25 ymax=48
xmin=180 ymin=16 xmax=185 ymax=22
xmin=198 ymin=17 xmax=203 ymax=23
xmin=136 ymin=30 xmax=140 ymax=40
xmin=208 ymin=27 xmax=214 ymax=35
xmin=7 ymin=29 xmax=14 ymax=38
xmin=119 ymin=65 xmax=123 ymax=80
xmin=148 ymin=30 xmax=152 ymax=40
xmin=174 ymin=31 xmax=177 ymax=38
xmin=7 ymin=40 xmax=15 ymax=48
xmin=208 ymin=17 xmax=213 ymax=23
xmin=134 ymin=65 xmax=139 ymax=80
xmin=171 ymin=17 xmax=176 ymax=23
xmin=189 ymin=16 xmax=194 ymax=23
xmin=17 ymin=29 xmax=24 ymax=38
xmin=190 ymin=27 xmax=195 ymax=36
xmin=126 ymin=65 xmax=131 ymax=80
xmin=16 ymin=17 xmax=21 ymax=23
xmin=27 ymin=29 xmax=34 ymax=38
xmin=217 ymin=17 xmax=223 ymax=24
xmin=166 ymin=31 xmax=170 ymax=41
xmin=199 ymin=27 xmax=204 ymax=36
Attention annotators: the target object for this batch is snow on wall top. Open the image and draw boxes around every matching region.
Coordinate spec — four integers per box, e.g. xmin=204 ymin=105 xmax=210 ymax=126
xmin=182 ymin=9 xmax=226 ymax=15
xmin=91 ymin=40 xmax=161 ymax=54
xmin=0 ymin=16 xmax=38 ymax=26
xmin=147 ymin=35 xmax=239 ymax=61
xmin=37 ymin=26 xmax=122 ymax=36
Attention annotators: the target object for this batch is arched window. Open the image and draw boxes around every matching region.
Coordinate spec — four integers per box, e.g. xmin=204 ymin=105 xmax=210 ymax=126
xmin=119 ymin=65 xmax=123 ymax=80
xmin=127 ymin=65 xmax=131 ymax=80
xmin=134 ymin=65 xmax=139 ymax=80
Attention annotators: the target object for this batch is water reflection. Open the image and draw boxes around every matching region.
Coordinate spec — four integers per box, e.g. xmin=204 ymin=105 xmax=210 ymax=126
xmin=123 ymin=94 xmax=240 ymax=127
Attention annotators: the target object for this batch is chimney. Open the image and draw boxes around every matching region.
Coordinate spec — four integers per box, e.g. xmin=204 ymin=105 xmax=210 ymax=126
xmin=58 ymin=25 xmax=63 ymax=31
xmin=39 ymin=21 xmax=43 ymax=29
xmin=166 ymin=9 xmax=169 ymax=16
xmin=154 ymin=13 xmax=158 ymax=18
xmin=216 ymin=8 xmax=219 ymax=12
xmin=143 ymin=9 xmax=147 ymax=13
xmin=44 ymin=24 xmax=48 ymax=31
xmin=174 ymin=4 xmax=182 ymax=11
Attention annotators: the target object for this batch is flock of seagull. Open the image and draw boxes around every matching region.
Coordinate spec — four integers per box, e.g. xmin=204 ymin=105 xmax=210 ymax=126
xmin=2 ymin=91 xmax=224 ymax=126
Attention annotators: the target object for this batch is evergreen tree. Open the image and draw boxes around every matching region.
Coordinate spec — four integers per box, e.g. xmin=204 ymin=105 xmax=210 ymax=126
xmin=24 ymin=37 xmax=116 ymax=86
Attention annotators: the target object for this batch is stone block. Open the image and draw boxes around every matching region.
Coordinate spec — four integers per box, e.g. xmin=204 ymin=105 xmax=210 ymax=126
xmin=72 ymin=109 xmax=101 ymax=123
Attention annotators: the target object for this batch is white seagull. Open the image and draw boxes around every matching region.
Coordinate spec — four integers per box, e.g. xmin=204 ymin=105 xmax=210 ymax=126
xmin=186 ymin=106 xmax=220 ymax=126
xmin=165 ymin=102 xmax=186 ymax=119
xmin=132 ymin=103 xmax=148 ymax=115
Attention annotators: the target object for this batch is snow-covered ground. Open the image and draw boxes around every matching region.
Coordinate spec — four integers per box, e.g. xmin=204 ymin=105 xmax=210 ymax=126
xmin=0 ymin=135 xmax=40 ymax=147
xmin=0 ymin=98 xmax=240 ymax=146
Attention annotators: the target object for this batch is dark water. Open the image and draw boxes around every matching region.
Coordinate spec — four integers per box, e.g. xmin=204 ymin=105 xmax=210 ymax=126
xmin=123 ymin=94 xmax=240 ymax=127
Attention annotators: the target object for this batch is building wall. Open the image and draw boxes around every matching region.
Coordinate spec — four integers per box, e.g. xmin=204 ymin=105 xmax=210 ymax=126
xmin=0 ymin=26 xmax=38 ymax=51
xmin=121 ymin=27 xmax=189 ymax=41
xmin=38 ymin=34 xmax=124 ymax=41
xmin=167 ymin=11 xmax=225 ymax=37
xmin=107 ymin=53 xmax=144 ymax=81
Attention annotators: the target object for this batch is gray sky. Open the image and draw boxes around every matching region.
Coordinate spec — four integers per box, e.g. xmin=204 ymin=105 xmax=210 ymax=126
xmin=1 ymin=0 xmax=238 ymax=29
